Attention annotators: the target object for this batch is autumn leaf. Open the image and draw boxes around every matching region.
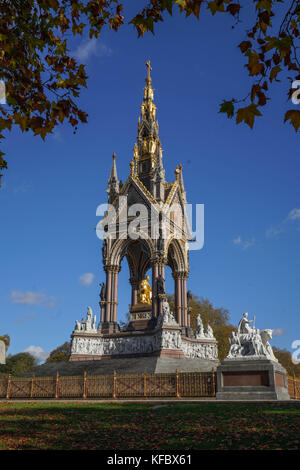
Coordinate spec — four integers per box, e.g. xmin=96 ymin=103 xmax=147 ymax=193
xmin=247 ymin=51 xmax=265 ymax=76
xmin=207 ymin=1 xmax=225 ymax=16
xmin=239 ymin=41 xmax=252 ymax=54
xmin=269 ymin=65 xmax=282 ymax=82
xmin=219 ymin=99 xmax=235 ymax=118
xmin=236 ymin=104 xmax=262 ymax=129
xmin=226 ymin=4 xmax=241 ymax=16
xmin=284 ymin=110 xmax=300 ymax=132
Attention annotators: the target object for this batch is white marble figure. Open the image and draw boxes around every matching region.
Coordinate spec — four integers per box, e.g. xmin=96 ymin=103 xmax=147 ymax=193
xmin=195 ymin=316 xmax=215 ymax=340
xmin=227 ymin=313 xmax=278 ymax=361
xmin=204 ymin=324 xmax=215 ymax=339
xmin=195 ymin=314 xmax=205 ymax=338
xmin=157 ymin=299 xmax=178 ymax=327
xmin=237 ymin=312 xmax=257 ymax=335
xmin=74 ymin=306 xmax=97 ymax=333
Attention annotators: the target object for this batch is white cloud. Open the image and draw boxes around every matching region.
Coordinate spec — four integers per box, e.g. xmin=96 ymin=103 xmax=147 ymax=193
xmin=233 ymin=236 xmax=242 ymax=245
xmin=286 ymin=208 xmax=300 ymax=221
xmin=265 ymin=226 xmax=283 ymax=239
xmin=73 ymin=39 xmax=112 ymax=63
xmin=23 ymin=345 xmax=49 ymax=364
xmin=233 ymin=236 xmax=255 ymax=250
xmin=9 ymin=290 xmax=47 ymax=305
xmin=272 ymin=328 xmax=286 ymax=337
xmin=265 ymin=208 xmax=300 ymax=240
xmin=79 ymin=273 xmax=95 ymax=286
xmin=9 ymin=290 xmax=56 ymax=308
xmin=242 ymin=238 xmax=255 ymax=250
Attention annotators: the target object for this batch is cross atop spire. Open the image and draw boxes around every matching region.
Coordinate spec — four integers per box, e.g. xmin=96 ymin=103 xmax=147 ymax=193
xmin=146 ymin=60 xmax=152 ymax=84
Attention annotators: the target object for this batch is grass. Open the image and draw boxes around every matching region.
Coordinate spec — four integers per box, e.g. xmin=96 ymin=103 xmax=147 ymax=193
xmin=0 ymin=401 xmax=299 ymax=450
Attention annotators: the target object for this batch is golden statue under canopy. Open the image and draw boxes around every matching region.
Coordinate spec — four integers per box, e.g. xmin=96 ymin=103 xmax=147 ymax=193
xmin=138 ymin=275 xmax=152 ymax=305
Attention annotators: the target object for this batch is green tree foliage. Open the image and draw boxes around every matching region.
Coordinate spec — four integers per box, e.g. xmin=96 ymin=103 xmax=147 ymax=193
xmin=273 ymin=346 xmax=300 ymax=378
xmin=167 ymin=293 xmax=236 ymax=361
xmin=0 ymin=0 xmax=299 ymax=178
xmin=0 ymin=0 xmax=124 ymax=172
xmin=46 ymin=341 xmax=70 ymax=362
xmin=0 ymin=334 xmax=10 ymax=350
xmin=0 ymin=352 xmax=37 ymax=376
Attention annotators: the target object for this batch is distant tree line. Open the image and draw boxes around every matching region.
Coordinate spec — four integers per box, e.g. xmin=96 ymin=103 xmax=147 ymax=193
xmin=0 ymin=352 xmax=37 ymax=377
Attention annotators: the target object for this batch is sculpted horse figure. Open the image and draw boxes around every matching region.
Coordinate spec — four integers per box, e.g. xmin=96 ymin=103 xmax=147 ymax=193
xmin=228 ymin=315 xmax=278 ymax=361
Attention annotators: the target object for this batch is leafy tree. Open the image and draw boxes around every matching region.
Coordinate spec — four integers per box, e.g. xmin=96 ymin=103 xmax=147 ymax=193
xmin=46 ymin=341 xmax=71 ymax=362
xmin=0 ymin=0 xmax=123 ymax=172
xmin=0 ymin=0 xmax=299 ymax=180
xmin=0 ymin=352 xmax=37 ymax=376
xmin=273 ymin=346 xmax=300 ymax=378
xmin=167 ymin=293 xmax=236 ymax=361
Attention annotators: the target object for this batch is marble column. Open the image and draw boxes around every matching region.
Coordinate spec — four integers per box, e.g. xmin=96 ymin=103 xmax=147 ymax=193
xmin=158 ymin=263 xmax=165 ymax=316
xmin=112 ymin=269 xmax=119 ymax=322
xmin=174 ymin=274 xmax=182 ymax=325
xmin=100 ymin=302 xmax=105 ymax=324
xmin=130 ymin=277 xmax=139 ymax=307
xmin=182 ymin=276 xmax=188 ymax=327
xmin=151 ymin=263 xmax=159 ymax=317
xmin=105 ymin=269 xmax=112 ymax=323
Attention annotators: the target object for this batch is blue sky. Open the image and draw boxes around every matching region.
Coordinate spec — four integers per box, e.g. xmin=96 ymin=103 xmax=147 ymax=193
xmin=0 ymin=2 xmax=299 ymax=362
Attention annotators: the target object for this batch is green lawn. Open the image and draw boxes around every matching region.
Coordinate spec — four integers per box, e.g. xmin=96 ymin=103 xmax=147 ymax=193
xmin=0 ymin=401 xmax=299 ymax=450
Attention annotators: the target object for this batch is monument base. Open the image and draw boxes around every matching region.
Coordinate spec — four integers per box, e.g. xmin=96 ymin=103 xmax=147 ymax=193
xmin=216 ymin=358 xmax=290 ymax=401
xmin=20 ymin=356 xmax=219 ymax=377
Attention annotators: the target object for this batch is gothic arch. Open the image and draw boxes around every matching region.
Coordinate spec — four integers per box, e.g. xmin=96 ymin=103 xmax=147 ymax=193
xmin=166 ymin=237 xmax=187 ymax=274
xmin=108 ymin=235 xmax=155 ymax=268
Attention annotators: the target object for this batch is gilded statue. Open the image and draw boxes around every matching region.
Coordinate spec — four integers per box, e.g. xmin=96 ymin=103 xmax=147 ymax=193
xmin=133 ymin=143 xmax=139 ymax=158
xmin=139 ymin=275 xmax=152 ymax=305
xmin=149 ymin=138 xmax=156 ymax=154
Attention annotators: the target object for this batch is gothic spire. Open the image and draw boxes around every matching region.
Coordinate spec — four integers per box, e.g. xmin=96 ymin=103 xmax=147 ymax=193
xmin=107 ymin=152 xmax=120 ymax=204
xmin=133 ymin=61 xmax=163 ymax=192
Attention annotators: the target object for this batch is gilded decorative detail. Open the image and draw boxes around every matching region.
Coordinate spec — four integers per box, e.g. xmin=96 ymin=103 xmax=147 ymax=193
xmin=164 ymin=181 xmax=178 ymax=208
xmin=131 ymin=174 xmax=158 ymax=206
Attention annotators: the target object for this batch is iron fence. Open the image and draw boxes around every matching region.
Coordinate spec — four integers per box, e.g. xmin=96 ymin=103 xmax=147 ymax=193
xmin=1 ymin=371 xmax=298 ymax=400
xmin=287 ymin=375 xmax=300 ymax=400
xmin=0 ymin=370 xmax=216 ymax=399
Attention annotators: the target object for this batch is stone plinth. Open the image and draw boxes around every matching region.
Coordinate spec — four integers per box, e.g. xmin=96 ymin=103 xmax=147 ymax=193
xmin=70 ymin=325 xmax=218 ymax=362
xmin=127 ymin=304 xmax=152 ymax=331
xmin=216 ymin=358 xmax=290 ymax=401
xmin=70 ymin=302 xmax=219 ymax=372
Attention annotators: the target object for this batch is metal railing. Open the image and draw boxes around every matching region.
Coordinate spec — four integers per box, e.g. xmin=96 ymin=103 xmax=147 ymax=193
xmin=1 ymin=371 xmax=298 ymax=400
xmin=287 ymin=375 xmax=300 ymax=400
xmin=0 ymin=370 xmax=216 ymax=400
